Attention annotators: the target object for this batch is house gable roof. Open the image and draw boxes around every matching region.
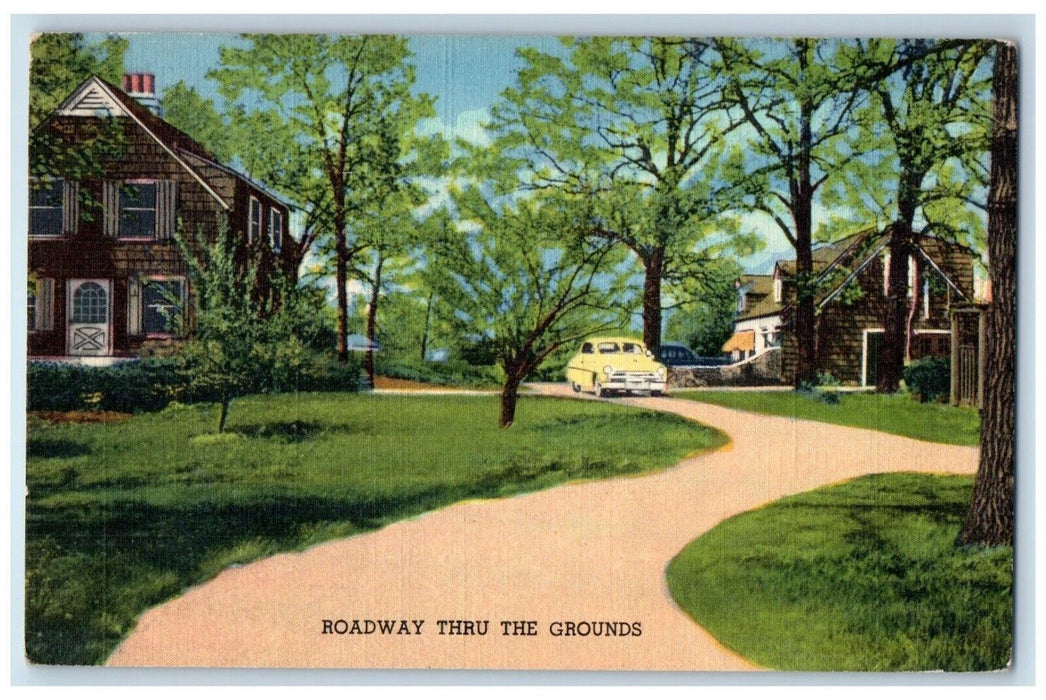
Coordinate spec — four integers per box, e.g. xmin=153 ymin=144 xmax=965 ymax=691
xmin=742 ymin=226 xmax=973 ymax=319
xmin=737 ymin=274 xmax=780 ymax=321
xmin=52 ymin=75 xmax=288 ymax=213
xmin=54 ymin=76 xmax=231 ymax=210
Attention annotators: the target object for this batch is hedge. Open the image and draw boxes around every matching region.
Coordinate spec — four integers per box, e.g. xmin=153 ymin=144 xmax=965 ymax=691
xmin=28 ymin=352 xmax=360 ymax=414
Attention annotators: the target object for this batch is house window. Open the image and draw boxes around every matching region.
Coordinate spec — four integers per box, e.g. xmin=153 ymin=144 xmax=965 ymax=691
xmin=269 ymin=209 xmax=283 ymax=251
xmin=249 ymin=197 xmax=262 ymax=243
xmin=142 ymin=278 xmax=185 ymax=335
xmin=29 ymin=179 xmax=64 ymax=236
xmin=72 ymin=281 xmax=109 ymax=324
xmin=923 ymin=279 xmax=931 ymax=320
xmin=119 ymin=182 xmax=157 ymax=238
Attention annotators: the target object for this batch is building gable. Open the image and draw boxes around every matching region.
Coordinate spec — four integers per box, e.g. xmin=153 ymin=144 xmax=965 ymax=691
xmin=52 ymin=76 xmax=230 ymax=211
xmin=56 ymin=80 xmax=129 ymax=118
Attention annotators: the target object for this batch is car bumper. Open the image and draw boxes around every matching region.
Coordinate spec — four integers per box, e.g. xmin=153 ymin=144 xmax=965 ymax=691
xmin=603 ymin=379 xmax=666 ymax=392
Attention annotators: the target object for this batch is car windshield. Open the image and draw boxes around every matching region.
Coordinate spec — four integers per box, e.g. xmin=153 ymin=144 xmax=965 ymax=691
xmin=597 ymin=342 xmax=645 ymax=354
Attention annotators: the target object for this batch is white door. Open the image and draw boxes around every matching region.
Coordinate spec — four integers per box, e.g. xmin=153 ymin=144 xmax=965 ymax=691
xmin=67 ymin=279 xmax=112 ymax=356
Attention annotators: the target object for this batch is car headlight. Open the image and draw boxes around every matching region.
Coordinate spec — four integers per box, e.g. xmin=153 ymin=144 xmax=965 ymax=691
xmin=603 ymin=365 xmax=615 ymax=376
xmin=656 ymin=366 xmax=666 ymax=379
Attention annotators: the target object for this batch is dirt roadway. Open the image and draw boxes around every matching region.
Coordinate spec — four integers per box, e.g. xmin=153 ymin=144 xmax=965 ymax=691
xmin=106 ymin=384 xmax=979 ymax=670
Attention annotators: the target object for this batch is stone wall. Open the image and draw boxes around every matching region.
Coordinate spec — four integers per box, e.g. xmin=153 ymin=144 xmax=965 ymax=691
xmin=668 ymin=348 xmax=785 ymax=388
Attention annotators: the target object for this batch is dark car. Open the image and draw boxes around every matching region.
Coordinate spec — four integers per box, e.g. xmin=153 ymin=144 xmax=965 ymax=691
xmin=659 ymin=343 xmax=731 ymax=367
xmin=658 ymin=343 xmax=701 ymax=367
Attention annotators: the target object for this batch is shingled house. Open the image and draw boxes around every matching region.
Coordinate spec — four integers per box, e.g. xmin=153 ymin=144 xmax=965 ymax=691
xmin=723 ymin=228 xmax=977 ymax=386
xmin=28 ymin=74 xmax=295 ymax=361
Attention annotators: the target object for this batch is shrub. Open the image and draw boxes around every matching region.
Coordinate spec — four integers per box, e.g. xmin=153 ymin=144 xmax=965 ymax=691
xmin=816 ymin=370 xmax=840 ymax=387
xmin=903 ymin=356 xmax=951 ymax=403
xmin=27 ymin=351 xmax=359 ymax=416
xmin=27 ymin=359 xmax=186 ymax=413
xmin=376 ymin=357 xmax=502 ymax=387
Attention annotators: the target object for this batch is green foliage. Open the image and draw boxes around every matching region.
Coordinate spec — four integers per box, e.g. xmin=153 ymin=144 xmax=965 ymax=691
xmin=173 ymin=220 xmax=360 ymax=429
xmin=29 ymin=33 xmax=128 ymax=183
xmin=204 ymin=34 xmax=442 ymax=359
xmin=664 ymin=261 xmax=740 ymax=356
xmin=431 ymin=186 xmax=629 ymax=414
xmin=903 ymin=355 xmax=952 ymax=403
xmin=29 ymin=33 xmax=127 ymax=129
xmin=667 ymin=473 xmax=1012 ymax=670
xmin=487 ymin=38 xmax=762 ymax=347
xmin=375 ymin=357 xmax=502 ymax=388
xmin=829 ymin=40 xmax=992 ymax=253
xmin=27 ymin=351 xmax=358 ymax=416
xmin=160 ymin=80 xmax=234 ymax=162
xmin=678 ymin=389 xmax=979 ymax=446
xmin=173 ymin=221 xmax=270 ymax=430
xmin=27 ymin=359 xmax=187 ymax=413
xmin=26 ymin=393 xmax=724 ymax=664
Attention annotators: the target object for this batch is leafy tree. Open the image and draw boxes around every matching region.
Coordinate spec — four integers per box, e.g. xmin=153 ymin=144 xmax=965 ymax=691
xmin=663 ymin=260 xmax=740 ymax=356
xmin=962 ymin=42 xmax=1016 ymax=547
xmin=488 ymin=37 xmax=758 ymax=356
xmin=160 ymin=80 xmax=234 ymax=163
xmin=174 ymin=220 xmax=274 ymax=433
xmin=30 ymin=33 xmax=126 ymax=129
xmin=29 ymin=33 xmax=127 ymax=182
xmin=208 ymin=34 xmax=435 ymax=362
xmin=432 ymin=187 xmax=627 ymax=426
xmin=343 ymin=115 xmax=435 ymax=384
xmin=836 ymin=40 xmax=991 ymax=392
xmin=715 ymin=38 xmax=868 ymax=386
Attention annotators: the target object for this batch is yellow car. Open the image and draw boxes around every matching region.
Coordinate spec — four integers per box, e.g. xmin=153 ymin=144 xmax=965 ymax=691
xmin=565 ymin=337 xmax=667 ymax=398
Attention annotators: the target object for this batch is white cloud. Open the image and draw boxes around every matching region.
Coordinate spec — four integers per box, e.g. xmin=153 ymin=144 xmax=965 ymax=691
xmin=416 ymin=108 xmax=492 ymax=147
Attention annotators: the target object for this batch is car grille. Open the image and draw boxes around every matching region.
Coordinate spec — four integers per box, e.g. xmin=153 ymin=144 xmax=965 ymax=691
xmin=609 ymin=371 xmax=659 ymax=382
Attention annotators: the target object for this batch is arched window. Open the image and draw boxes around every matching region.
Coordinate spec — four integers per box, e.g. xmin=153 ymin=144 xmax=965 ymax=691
xmin=72 ymin=282 xmax=108 ymax=324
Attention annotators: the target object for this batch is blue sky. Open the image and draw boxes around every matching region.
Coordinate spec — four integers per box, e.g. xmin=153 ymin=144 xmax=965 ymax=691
xmin=96 ymin=33 xmax=560 ymax=127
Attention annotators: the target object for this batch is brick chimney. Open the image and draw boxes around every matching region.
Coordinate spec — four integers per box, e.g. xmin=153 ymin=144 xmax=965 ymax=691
xmin=122 ymin=72 xmax=163 ymax=117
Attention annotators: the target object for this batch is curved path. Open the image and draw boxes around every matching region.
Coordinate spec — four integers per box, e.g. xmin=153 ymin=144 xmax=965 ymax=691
xmin=107 ymin=384 xmax=978 ymax=670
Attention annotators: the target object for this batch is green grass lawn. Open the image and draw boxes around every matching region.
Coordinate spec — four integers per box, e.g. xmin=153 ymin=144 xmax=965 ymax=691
xmin=25 ymin=392 xmax=725 ymax=665
xmin=666 ymin=473 xmax=1012 ymax=671
xmin=675 ymin=390 xmax=980 ymax=446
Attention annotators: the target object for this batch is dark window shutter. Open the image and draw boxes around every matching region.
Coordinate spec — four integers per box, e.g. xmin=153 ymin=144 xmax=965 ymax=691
xmin=62 ymin=181 xmax=80 ymax=234
xmin=156 ymin=181 xmax=177 ymax=240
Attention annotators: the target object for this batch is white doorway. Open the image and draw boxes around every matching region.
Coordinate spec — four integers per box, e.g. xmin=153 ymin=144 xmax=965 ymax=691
xmin=67 ymin=278 xmax=112 ymax=356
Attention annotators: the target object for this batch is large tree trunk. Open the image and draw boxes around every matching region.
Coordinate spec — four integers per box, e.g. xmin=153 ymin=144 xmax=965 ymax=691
xmin=499 ymin=373 xmax=523 ymax=428
xmin=364 ymin=256 xmax=384 ymax=386
xmin=641 ymin=248 xmax=665 ymax=356
xmin=962 ymin=41 xmax=1017 ymax=547
xmin=793 ymin=54 xmax=818 ymax=388
xmin=878 ymin=224 xmax=913 ymax=393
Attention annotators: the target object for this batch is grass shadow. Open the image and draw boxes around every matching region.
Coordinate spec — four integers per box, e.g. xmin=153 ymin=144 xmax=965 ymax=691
xmin=231 ymin=421 xmax=324 ymax=443
xmin=27 ymin=438 xmax=91 ymax=459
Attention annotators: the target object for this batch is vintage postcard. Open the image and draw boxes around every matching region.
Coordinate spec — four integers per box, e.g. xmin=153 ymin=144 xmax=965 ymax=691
xmin=21 ymin=28 xmax=1018 ymax=674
